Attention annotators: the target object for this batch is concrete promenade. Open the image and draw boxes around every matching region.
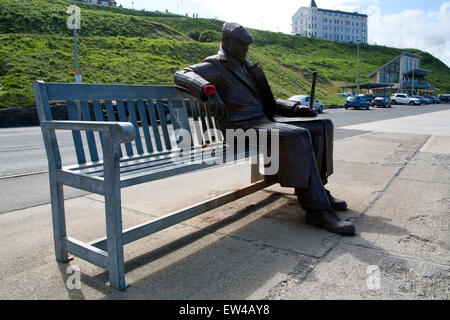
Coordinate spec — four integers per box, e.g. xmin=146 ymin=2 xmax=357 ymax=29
xmin=0 ymin=109 xmax=449 ymax=300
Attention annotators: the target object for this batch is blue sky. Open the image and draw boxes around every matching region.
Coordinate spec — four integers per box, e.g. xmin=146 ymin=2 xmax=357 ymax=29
xmin=367 ymin=0 xmax=444 ymax=14
xmin=115 ymin=0 xmax=450 ymax=66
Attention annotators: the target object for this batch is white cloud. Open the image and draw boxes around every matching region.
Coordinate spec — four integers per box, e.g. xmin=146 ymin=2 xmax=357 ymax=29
xmin=366 ymin=1 xmax=450 ymax=67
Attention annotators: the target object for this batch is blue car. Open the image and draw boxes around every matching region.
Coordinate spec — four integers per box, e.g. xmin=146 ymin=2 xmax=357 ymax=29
xmin=345 ymin=96 xmax=371 ymax=110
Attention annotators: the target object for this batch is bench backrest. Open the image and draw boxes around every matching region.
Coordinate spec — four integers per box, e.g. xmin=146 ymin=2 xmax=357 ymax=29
xmin=34 ymin=81 xmax=221 ymax=165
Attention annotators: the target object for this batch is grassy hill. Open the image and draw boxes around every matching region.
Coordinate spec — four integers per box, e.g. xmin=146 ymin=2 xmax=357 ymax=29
xmin=0 ymin=0 xmax=449 ymax=108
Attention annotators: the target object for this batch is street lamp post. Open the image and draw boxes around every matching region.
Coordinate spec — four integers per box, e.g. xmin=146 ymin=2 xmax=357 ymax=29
xmin=356 ymin=37 xmax=361 ymax=95
xmin=177 ymin=0 xmax=183 ymax=15
xmin=73 ymin=0 xmax=81 ymax=84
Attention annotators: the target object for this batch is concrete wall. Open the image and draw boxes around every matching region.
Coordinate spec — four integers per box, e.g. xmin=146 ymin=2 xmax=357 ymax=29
xmin=0 ymin=105 xmax=68 ymax=128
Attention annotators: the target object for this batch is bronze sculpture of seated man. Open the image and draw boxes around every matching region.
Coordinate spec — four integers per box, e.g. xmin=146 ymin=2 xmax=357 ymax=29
xmin=174 ymin=22 xmax=355 ymax=236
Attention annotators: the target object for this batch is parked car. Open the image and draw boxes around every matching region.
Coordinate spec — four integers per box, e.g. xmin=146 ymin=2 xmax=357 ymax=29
xmin=371 ymin=97 xmax=391 ymax=108
xmin=288 ymin=95 xmax=325 ymax=113
xmin=424 ymin=95 xmax=441 ymax=104
xmin=344 ymin=96 xmax=370 ymax=110
xmin=358 ymin=93 xmax=375 ymax=103
xmin=413 ymin=95 xmax=432 ymax=105
xmin=390 ymin=93 xmax=421 ymax=105
xmin=438 ymin=94 xmax=450 ymax=103
xmin=335 ymin=93 xmax=351 ymax=98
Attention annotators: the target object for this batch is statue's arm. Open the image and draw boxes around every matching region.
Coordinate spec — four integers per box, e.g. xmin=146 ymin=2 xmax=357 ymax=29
xmin=274 ymin=99 xmax=317 ymax=117
xmin=174 ymin=62 xmax=220 ymax=101
xmin=174 ymin=62 xmax=228 ymax=128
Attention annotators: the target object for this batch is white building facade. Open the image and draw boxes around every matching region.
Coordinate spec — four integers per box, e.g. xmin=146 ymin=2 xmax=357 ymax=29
xmin=292 ymin=0 xmax=368 ymax=44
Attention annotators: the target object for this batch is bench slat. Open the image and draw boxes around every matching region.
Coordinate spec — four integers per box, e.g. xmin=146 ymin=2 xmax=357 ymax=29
xmin=92 ymin=101 xmax=105 ymax=147
xmin=118 ymin=150 xmax=255 ymax=189
xmin=68 ymin=144 xmax=223 ymax=177
xmin=80 ymin=101 xmax=100 ymax=162
xmin=190 ymin=99 xmax=205 ymax=146
xmin=112 ymin=148 xmax=225 ymax=178
xmin=44 ymin=83 xmax=187 ymax=101
xmin=147 ymin=99 xmax=163 ymax=152
xmin=127 ymin=100 xmax=144 ymax=155
xmin=67 ymin=101 xmax=87 ymax=164
xmin=156 ymin=99 xmax=172 ymax=151
xmin=117 ymin=100 xmax=134 ymax=157
xmin=63 ymin=142 xmax=224 ymax=173
xmin=137 ymin=100 xmax=154 ymax=154
xmin=105 ymin=100 xmax=123 ymax=158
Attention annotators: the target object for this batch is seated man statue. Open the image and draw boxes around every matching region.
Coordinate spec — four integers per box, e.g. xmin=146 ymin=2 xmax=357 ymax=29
xmin=174 ymin=22 xmax=355 ymax=236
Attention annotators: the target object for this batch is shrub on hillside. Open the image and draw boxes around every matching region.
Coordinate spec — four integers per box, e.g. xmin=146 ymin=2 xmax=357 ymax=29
xmin=198 ymin=30 xmax=220 ymax=43
xmin=187 ymin=30 xmax=201 ymax=41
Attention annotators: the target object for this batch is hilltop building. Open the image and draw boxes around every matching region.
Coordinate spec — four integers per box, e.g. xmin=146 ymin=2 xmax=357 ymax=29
xmin=292 ymin=0 xmax=368 ymax=44
xmin=81 ymin=0 xmax=117 ymax=6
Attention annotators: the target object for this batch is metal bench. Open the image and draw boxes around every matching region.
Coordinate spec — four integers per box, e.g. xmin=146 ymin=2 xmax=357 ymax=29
xmin=33 ymin=81 xmax=274 ymax=291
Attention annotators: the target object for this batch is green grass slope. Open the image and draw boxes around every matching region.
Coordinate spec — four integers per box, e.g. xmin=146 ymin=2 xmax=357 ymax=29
xmin=0 ymin=0 xmax=449 ymax=108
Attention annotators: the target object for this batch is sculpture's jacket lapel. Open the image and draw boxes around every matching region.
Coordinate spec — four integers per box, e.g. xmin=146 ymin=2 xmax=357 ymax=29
xmin=216 ymin=47 xmax=260 ymax=97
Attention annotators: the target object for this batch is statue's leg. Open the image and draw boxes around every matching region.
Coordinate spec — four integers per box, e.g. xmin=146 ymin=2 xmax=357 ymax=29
xmin=228 ymin=118 xmax=354 ymax=235
xmin=275 ymin=119 xmax=334 ymax=184
xmin=272 ymin=118 xmax=347 ymax=211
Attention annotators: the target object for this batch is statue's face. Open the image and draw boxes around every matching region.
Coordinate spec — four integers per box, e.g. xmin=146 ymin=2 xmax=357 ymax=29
xmin=223 ymin=37 xmax=249 ymax=62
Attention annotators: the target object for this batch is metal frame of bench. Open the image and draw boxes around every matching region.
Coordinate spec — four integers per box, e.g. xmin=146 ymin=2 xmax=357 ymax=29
xmin=33 ymin=81 xmax=274 ymax=291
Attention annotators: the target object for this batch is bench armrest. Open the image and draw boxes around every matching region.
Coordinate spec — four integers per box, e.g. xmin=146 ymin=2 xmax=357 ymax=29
xmin=41 ymin=120 xmax=136 ymax=144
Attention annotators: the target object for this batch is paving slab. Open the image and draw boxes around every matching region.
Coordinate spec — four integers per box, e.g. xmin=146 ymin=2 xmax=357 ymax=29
xmin=333 ymin=131 xmax=429 ymax=166
xmin=280 ymin=242 xmax=449 ymax=300
xmin=342 ymin=177 xmax=449 ymax=266
xmin=342 ymin=109 xmax=450 ymax=137
xmin=399 ymin=151 xmax=450 ymax=185
xmin=420 ymin=135 xmax=450 ymax=154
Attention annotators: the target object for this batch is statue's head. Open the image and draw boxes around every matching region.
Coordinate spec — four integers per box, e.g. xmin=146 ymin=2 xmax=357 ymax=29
xmin=221 ymin=22 xmax=255 ymax=62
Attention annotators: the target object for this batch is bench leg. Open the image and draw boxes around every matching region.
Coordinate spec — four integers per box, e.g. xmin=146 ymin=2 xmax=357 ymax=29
xmin=105 ymin=191 xmax=127 ymax=291
xmin=103 ymin=137 xmax=127 ymax=291
xmin=49 ymin=174 xmax=70 ymax=263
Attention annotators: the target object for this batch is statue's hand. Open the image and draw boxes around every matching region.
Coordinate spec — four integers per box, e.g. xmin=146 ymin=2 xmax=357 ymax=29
xmin=294 ymin=105 xmax=318 ymax=117
xmin=208 ymin=93 xmax=229 ymax=123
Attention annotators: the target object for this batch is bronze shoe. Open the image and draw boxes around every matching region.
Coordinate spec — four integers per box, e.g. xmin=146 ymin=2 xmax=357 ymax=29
xmin=305 ymin=209 xmax=355 ymax=236
xmin=325 ymin=189 xmax=348 ymax=211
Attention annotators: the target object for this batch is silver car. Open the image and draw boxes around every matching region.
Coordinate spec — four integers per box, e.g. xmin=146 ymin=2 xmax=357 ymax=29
xmin=288 ymin=95 xmax=325 ymax=113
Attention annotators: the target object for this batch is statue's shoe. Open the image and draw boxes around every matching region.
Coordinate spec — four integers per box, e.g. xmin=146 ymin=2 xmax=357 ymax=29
xmin=325 ymin=189 xmax=348 ymax=211
xmin=305 ymin=209 xmax=355 ymax=236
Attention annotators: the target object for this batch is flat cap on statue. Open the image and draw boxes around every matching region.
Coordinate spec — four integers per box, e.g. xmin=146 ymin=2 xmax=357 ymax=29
xmin=222 ymin=22 xmax=255 ymax=44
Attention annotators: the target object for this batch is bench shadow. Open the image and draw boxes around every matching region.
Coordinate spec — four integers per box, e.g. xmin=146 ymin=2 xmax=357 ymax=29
xmin=68 ymin=187 xmax=428 ymax=299
xmin=57 ymin=263 xmax=86 ymax=300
